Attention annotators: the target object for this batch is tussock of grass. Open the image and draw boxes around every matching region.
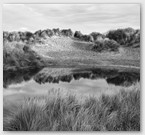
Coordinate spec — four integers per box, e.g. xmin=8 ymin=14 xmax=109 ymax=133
xmin=3 ymin=84 xmax=140 ymax=131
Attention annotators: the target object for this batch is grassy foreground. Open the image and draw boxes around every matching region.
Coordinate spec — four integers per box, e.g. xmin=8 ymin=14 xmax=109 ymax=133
xmin=3 ymin=83 xmax=140 ymax=131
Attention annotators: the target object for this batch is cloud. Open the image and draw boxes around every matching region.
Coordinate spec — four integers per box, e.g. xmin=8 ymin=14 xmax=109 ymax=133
xmin=19 ymin=27 xmax=29 ymax=31
xmin=3 ymin=4 xmax=140 ymax=34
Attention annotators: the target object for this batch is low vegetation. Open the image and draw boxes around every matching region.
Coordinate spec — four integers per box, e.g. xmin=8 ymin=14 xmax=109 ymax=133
xmin=3 ymin=83 xmax=140 ymax=131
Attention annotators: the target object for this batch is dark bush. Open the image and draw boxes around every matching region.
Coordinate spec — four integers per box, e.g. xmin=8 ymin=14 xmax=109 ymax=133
xmin=61 ymin=29 xmax=73 ymax=37
xmin=74 ymin=31 xmax=83 ymax=39
xmin=92 ymin=39 xmax=120 ymax=52
xmin=90 ymin=32 xmax=105 ymax=41
xmin=106 ymin=28 xmax=140 ymax=46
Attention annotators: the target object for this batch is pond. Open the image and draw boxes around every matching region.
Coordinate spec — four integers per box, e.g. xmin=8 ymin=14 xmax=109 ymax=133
xmin=3 ymin=67 xmax=140 ymax=105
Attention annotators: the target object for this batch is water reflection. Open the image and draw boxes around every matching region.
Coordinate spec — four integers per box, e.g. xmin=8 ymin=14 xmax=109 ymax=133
xmin=3 ymin=67 xmax=140 ymax=106
xmin=3 ymin=68 xmax=41 ymax=88
xmin=106 ymin=72 xmax=140 ymax=86
xmin=33 ymin=68 xmax=140 ymax=86
xmin=3 ymin=67 xmax=140 ymax=89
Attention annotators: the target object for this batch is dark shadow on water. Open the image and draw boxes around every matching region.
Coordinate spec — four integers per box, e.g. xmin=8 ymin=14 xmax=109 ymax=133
xmin=3 ymin=68 xmax=42 ymax=88
xmin=3 ymin=67 xmax=140 ymax=88
xmin=106 ymin=72 xmax=140 ymax=86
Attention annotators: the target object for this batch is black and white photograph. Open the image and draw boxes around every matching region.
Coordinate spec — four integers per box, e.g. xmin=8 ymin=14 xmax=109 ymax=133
xmin=3 ymin=3 xmax=140 ymax=131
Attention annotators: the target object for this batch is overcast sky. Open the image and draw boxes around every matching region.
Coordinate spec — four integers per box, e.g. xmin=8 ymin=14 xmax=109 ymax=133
xmin=3 ymin=4 xmax=140 ymax=34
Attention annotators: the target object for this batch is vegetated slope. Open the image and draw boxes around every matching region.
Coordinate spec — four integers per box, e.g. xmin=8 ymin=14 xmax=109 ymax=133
xmin=4 ymin=83 xmax=140 ymax=131
xmin=32 ymin=37 xmax=78 ymax=53
xmin=31 ymin=37 xmax=139 ymax=68
xmin=3 ymin=28 xmax=120 ymax=53
xmin=3 ymin=27 xmax=140 ymax=69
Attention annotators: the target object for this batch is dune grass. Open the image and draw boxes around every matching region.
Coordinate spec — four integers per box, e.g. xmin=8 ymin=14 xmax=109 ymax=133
xmin=3 ymin=83 xmax=140 ymax=131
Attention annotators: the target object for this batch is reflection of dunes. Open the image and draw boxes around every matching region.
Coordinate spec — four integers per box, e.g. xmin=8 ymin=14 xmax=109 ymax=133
xmin=33 ymin=68 xmax=140 ymax=86
xmin=4 ymin=67 xmax=140 ymax=88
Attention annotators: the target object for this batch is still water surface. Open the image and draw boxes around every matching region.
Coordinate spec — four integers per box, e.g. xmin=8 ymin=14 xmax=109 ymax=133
xmin=3 ymin=67 xmax=140 ymax=104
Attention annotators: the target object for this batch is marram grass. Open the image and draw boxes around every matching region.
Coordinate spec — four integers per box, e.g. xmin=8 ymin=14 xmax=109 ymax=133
xmin=3 ymin=83 xmax=140 ymax=131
